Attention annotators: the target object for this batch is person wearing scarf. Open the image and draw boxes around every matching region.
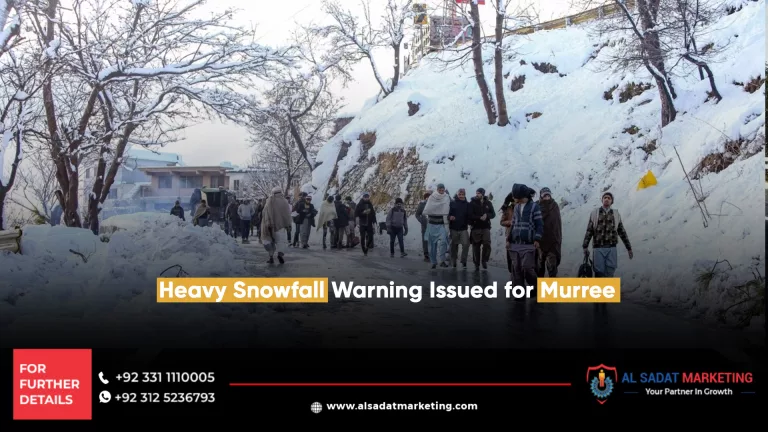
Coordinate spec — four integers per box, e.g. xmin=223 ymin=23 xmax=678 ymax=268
xmin=192 ymin=200 xmax=210 ymax=227
xmin=316 ymin=195 xmax=338 ymax=249
xmin=536 ymin=187 xmax=562 ymax=277
xmin=261 ymin=187 xmax=293 ymax=264
xmin=422 ymin=183 xmax=451 ymax=268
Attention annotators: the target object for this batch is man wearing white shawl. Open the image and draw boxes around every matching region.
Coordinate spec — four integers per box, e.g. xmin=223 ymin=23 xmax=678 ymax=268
xmin=316 ymin=195 xmax=338 ymax=249
xmin=261 ymin=187 xmax=293 ymax=264
xmin=422 ymin=183 xmax=451 ymax=268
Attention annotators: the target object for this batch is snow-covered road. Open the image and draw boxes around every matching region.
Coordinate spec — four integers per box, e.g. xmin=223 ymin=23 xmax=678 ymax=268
xmin=238 ymin=236 xmax=763 ymax=371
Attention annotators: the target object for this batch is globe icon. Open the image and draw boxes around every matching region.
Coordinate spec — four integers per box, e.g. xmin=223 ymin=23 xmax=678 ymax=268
xmin=311 ymin=402 xmax=322 ymax=414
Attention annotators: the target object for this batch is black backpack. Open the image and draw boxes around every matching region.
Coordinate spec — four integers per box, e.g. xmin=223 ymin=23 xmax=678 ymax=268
xmin=578 ymin=255 xmax=593 ymax=277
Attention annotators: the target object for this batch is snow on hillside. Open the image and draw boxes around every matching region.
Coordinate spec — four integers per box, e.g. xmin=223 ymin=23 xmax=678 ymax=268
xmin=0 ymin=214 xmax=295 ymax=347
xmin=312 ymin=1 xmax=766 ymax=328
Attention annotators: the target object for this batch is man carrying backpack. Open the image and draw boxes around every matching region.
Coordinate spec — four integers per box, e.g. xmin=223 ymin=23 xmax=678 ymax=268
xmin=582 ymin=191 xmax=633 ymax=277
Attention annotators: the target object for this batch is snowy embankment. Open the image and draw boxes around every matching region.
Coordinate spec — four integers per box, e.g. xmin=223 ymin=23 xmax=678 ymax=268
xmin=311 ymin=1 xmax=766 ymax=330
xmin=0 ymin=214 xmax=296 ymax=347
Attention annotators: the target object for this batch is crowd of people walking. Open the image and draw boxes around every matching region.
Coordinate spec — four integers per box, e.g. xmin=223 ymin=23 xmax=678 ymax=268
xmin=177 ymin=183 xmax=633 ymax=281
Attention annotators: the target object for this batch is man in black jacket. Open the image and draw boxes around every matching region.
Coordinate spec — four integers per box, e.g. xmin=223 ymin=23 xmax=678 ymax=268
xmin=170 ymin=201 xmax=185 ymax=221
xmin=333 ymin=195 xmax=349 ymax=248
xmin=355 ymin=192 xmax=377 ymax=255
xmin=448 ymin=188 xmax=471 ymax=267
xmin=468 ymin=188 xmax=496 ymax=270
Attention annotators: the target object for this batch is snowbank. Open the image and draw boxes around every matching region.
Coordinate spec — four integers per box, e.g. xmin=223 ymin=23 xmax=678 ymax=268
xmin=0 ymin=213 xmax=275 ymax=347
xmin=311 ymin=1 xmax=766 ymax=327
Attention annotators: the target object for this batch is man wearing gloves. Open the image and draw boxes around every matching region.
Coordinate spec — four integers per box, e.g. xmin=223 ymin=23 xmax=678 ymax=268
xmin=469 ymin=187 xmax=496 ymax=271
xmin=422 ymin=183 xmax=451 ymax=268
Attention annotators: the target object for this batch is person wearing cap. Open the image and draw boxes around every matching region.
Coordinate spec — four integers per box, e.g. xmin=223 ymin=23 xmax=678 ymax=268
xmin=415 ymin=190 xmax=433 ymax=262
xmin=448 ymin=188 xmax=471 ymax=268
xmin=583 ymin=191 xmax=633 ymax=277
xmin=508 ymin=183 xmax=543 ymax=288
xmin=385 ymin=197 xmax=409 ymax=258
xmin=261 ymin=187 xmax=292 ymax=264
xmin=297 ymin=194 xmax=317 ymax=248
xmin=422 ymin=183 xmax=451 ymax=268
xmin=355 ymin=192 xmax=377 ymax=255
xmin=290 ymin=192 xmax=307 ymax=247
xmin=536 ymin=187 xmax=562 ymax=277
xmin=468 ymin=187 xmax=496 ymax=271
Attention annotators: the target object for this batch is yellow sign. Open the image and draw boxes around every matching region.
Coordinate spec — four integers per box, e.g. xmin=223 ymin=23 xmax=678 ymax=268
xmin=413 ymin=3 xmax=428 ymax=25
xmin=537 ymin=278 xmax=621 ymax=303
xmin=637 ymin=170 xmax=657 ymax=190
xmin=156 ymin=278 xmax=329 ymax=303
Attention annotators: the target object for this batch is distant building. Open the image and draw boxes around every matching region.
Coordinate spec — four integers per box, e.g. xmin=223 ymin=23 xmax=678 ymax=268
xmin=429 ymin=14 xmax=472 ymax=48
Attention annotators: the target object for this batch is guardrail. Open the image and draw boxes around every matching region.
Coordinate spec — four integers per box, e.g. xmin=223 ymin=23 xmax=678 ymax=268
xmin=0 ymin=229 xmax=22 ymax=254
xmin=504 ymin=0 xmax=635 ymax=36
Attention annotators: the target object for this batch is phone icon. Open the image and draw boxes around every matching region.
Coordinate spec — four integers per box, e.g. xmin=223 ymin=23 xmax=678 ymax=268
xmin=99 ymin=372 xmax=109 ymax=385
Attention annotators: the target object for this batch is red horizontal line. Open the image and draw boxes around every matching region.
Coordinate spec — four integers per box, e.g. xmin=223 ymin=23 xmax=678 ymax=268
xmin=229 ymin=383 xmax=572 ymax=387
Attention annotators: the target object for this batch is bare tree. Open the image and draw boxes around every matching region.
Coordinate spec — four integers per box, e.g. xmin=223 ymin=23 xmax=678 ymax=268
xmin=317 ymin=0 xmax=395 ymax=98
xmin=576 ymin=0 xmax=677 ymax=127
xmin=381 ymin=0 xmax=413 ymax=91
xmin=30 ymin=0 xmax=294 ymax=233
xmin=0 ymin=0 xmax=48 ymax=230
xmin=247 ymin=110 xmax=314 ymax=197
xmin=8 ymin=148 xmax=57 ymax=223
xmin=663 ymin=0 xmax=723 ymax=102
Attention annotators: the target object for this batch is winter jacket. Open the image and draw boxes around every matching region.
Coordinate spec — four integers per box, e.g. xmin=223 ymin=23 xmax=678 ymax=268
xmin=500 ymin=203 xmax=514 ymax=239
xmin=582 ymin=206 xmax=631 ymax=250
xmin=415 ymin=200 xmax=428 ymax=228
xmin=355 ymin=200 xmax=377 ymax=227
xmin=468 ymin=196 xmax=496 ymax=230
xmin=295 ymin=200 xmax=317 ymax=225
xmin=448 ymin=197 xmax=470 ymax=231
xmin=508 ymin=200 xmax=543 ymax=245
xmin=386 ymin=205 xmax=408 ymax=230
xmin=537 ymin=199 xmax=562 ymax=257
xmin=238 ymin=203 xmax=253 ymax=220
xmin=170 ymin=205 xmax=185 ymax=220
xmin=334 ymin=200 xmax=350 ymax=228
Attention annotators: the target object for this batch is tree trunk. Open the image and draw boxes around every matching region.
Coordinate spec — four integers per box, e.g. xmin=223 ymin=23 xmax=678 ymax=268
xmin=391 ymin=43 xmax=401 ymax=90
xmin=690 ymin=37 xmax=705 ymax=80
xmin=494 ymin=8 xmax=509 ymax=127
xmin=470 ymin=2 xmax=497 ymax=124
xmin=0 ymin=189 xmax=6 ymax=230
xmin=638 ymin=0 xmax=676 ymax=127
xmin=287 ymin=115 xmax=315 ymax=171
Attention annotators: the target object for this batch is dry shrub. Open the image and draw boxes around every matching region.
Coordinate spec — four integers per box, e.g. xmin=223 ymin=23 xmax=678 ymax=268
xmin=510 ymin=75 xmax=526 ymax=92
xmin=532 ymin=62 xmax=558 ymax=74
xmin=618 ymin=82 xmax=652 ymax=103
xmin=603 ymin=85 xmax=618 ymax=100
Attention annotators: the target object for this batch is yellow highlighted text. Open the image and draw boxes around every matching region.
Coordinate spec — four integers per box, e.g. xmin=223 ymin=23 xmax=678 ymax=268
xmin=156 ymin=278 xmax=328 ymax=303
xmin=537 ymin=278 xmax=620 ymax=303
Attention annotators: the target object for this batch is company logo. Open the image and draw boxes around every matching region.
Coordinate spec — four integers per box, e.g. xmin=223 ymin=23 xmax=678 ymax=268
xmin=587 ymin=364 xmax=617 ymax=404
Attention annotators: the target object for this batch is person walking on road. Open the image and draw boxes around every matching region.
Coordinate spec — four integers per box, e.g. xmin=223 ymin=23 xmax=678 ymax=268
xmin=583 ymin=191 xmax=633 ymax=277
xmin=238 ymin=200 xmax=254 ymax=243
xmin=415 ymin=190 xmax=432 ymax=262
xmin=297 ymin=194 xmax=317 ymax=248
xmin=355 ymin=192 xmax=377 ymax=255
xmin=536 ymin=187 xmax=562 ymax=277
xmin=345 ymin=196 xmax=358 ymax=248
xmin=262 ymin=187 xmax=292 ymax=264
xmin=333 ymin=195 xmax=350 ymax=248
xmin=448 ymin=188 xmax=471 ymax=268
xmin=386 ymin=198 xmax=409 ymax=257
xmin=508 ymin=184 xmax=543 ymax=290
xmin=317 ymin=195 xmax=338 ymax=249
xmin=423 ymin=183 xmax=451 ymax=269
xmin=469 ymin=187 xmax=496 ymax=271
xmin=500 ymin=192 xmax=516 ymax=279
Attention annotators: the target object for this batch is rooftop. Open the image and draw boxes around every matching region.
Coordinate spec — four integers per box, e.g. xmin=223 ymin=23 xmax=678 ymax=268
xmin=126 ymin=147 xmax=184 ymax=165
xmin=139 ymin=166 xmax=229 ymax=175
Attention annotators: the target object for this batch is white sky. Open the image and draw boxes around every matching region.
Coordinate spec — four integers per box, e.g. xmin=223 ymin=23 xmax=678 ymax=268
xmin=164 ymin=0 xmax=574 ymax=167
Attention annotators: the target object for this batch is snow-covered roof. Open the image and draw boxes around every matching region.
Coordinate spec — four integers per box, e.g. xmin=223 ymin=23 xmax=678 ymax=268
xmin=125 ymin=147 xmax=184 ymax=165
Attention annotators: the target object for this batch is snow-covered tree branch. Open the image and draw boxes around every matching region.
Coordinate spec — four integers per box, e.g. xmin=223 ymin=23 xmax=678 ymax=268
xmin=29 ymin=0 xmax=295 ymax=233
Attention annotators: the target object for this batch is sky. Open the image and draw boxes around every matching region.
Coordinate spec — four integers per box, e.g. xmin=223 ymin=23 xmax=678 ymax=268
xmin=164 ymin=0 xmax=574 ymax=167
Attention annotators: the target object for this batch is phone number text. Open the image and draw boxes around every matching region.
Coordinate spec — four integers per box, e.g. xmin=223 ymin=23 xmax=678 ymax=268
xmin=116 ymin=393 xmax=216 ymax=403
